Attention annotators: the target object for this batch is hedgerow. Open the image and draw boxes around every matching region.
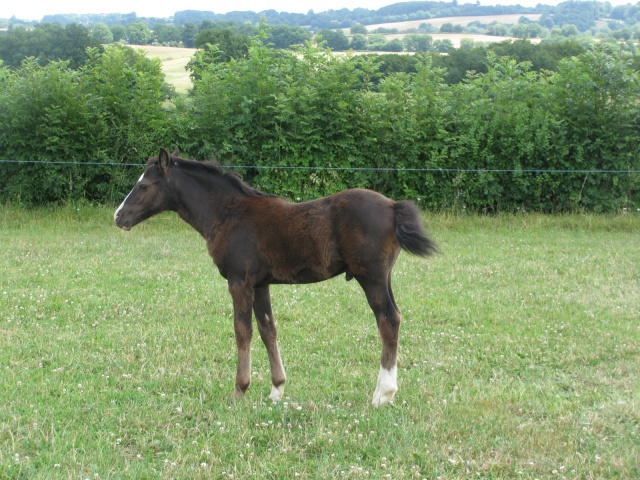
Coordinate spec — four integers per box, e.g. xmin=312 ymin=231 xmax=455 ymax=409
xmin=1 ymin=40 xmax=638 ymax=211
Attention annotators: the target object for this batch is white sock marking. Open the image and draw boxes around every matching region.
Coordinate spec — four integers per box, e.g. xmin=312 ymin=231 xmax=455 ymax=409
xmin=269 ymin=384 xmax=285 ymax=402
xmin=372 ymin=365 xmax=398 ymax=407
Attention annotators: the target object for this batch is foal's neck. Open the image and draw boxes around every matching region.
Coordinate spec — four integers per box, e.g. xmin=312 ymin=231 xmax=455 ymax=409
xmin=174 ymin=170 xmax=240 ymax=240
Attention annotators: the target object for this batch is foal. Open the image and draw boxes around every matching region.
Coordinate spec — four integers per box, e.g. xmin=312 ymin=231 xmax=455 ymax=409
xmin=114 ymin=148 xmax=437 ymax=406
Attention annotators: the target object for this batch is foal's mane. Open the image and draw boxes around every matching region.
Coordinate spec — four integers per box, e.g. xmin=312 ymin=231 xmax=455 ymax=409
xmin=148 ymin=155 xmax=276 ymax=198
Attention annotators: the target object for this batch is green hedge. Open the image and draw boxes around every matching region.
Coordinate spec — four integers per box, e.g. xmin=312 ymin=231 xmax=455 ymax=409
xmin=1 ymin=41 xmax=639 ymax=212
xmin=0 ymin=45 xmax=172 ymax=204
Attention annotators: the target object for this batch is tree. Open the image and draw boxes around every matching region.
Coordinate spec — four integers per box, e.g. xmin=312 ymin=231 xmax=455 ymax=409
xmin=380 ymin=39 xmax=404 ymax=52
xmin=510 ymin=24 xmax=526 ymax=38
xmin=372 ymin=54 xmax=417 ymax=76
xmin=351 ymin=24 xmax=368 ymax=35
xmin=186 ymin=43 xmax=223 ymax=82
xmin=182 ymin=23 xmax=198 ymax=48
xmin=0 ymin=23 xmax=101 ymax=69
xmin=110 ymin=25 xmax=127 ymax=43
xmin=437 ymin=45 xmax=488 ymax=83
xmin=350 ymin=34 xmax=368 ymax=51
xmin=440 ymin=22 xmax=463 ymax=33
xmin=561 ymin=24 xmax=580 ymax=37
xmin=194 ymin=28 xmax=249 ymax=61
xmin=404 ymin=34 xmax=434 ymax=52
xmin=486 ymin=23 xmax=508 ymax=36
xmin=267 ymin=24 xmax=311 ymax=49
xmin=128 ymin=22 xmax=152 ymax=45
xmin=154 ymin=24 xmax=182 ymax=44
xmin=435 ymin=39 xmax=455 ymax=53
xmin=317 ymin=29 xmax=350 ymax=51
xmin=460 ymin=38 xmax=476 ymax=50
xmin=91 ymin=22 xmax=114 ymax=44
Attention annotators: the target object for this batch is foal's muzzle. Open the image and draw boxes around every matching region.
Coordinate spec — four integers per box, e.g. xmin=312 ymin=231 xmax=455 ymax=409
xmin=113 ymin=211 xmax=132 ymax=231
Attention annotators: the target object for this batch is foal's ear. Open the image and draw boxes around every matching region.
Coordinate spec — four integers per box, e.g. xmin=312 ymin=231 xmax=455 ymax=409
xmin=172 ymin=147 xmax=180 ymax=157
xmin=158 ymin=148 xmax=171 ymax=174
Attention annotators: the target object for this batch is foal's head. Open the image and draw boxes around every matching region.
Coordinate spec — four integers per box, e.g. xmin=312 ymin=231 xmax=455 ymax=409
xmin=114 ymin=147 xmax=178 ymax=231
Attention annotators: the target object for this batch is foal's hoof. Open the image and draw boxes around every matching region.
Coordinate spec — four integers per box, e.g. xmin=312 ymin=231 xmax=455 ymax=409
xmin=372 ymin=388 xmax=397 ymax=407
xmin=372 ymin=366 xmax=398 ymax=407
xmin=269 ymin=384 xmax=285 ymax=402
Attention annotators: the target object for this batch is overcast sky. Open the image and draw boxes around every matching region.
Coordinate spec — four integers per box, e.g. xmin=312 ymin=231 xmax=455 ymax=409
xmin=1 ymin=0 xmax=629 ymax=22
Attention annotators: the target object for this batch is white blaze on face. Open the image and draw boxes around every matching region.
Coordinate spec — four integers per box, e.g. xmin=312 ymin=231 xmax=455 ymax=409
xmin=372 ymin=365 xmax=398 ymax=407
xmin=114 ymin=173 xmax=145 ymax=223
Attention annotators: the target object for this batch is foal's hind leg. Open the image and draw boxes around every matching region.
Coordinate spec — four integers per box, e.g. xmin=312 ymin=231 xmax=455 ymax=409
xmin=253 ymin=285 xmax=286 ymax=401
xmin=359 ymin=275 xmax=402 ymax=407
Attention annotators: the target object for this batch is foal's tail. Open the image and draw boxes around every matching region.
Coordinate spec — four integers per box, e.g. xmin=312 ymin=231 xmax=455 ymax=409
xmin=394 ymin=201 xmax=438 ymax=257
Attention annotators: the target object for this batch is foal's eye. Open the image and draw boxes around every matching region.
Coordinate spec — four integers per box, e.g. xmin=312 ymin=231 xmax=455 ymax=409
xmin=139 ymin=183 xmax=149 ymax=191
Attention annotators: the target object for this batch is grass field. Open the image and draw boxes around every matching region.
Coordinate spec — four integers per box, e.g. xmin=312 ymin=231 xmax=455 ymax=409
xmin=364 ymin=14 xmax=543 ymax=32
xmin=136 ymin=45 xmax=196 ymax=94
xmin=1 ymin=205 xmax=639 ymax=479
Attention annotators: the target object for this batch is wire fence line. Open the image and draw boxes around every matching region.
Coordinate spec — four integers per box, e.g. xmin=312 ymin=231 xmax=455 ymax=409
xmin=1 ymin=159 xmax=639 ymax=174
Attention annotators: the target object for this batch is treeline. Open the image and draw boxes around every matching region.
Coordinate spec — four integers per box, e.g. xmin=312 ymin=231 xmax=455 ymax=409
xmin=0 ymin=24 xmax=103 ymax=69
xmin=4 ymin=1 xmax=637 ymax=54
xmin=25 ymin=1 xmax=540 ymax=30
xmin=27 ymin=1 xmax=624 ymax=33
xmin=0 ymin=20 xmax=597 ymax=82
xmin=1 ymin=37 xmax=638 ymax=212
xmin=4 ymin=1 xmax=633 ymax=36
xmin=171 ymin=1 xmax=538 ymax=30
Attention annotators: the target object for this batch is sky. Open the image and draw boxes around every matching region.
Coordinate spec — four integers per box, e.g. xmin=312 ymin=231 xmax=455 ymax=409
xmin=1 ymin=0 xmax=630 ymax=22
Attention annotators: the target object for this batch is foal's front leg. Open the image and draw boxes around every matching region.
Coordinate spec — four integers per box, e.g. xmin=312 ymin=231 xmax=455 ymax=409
xmin=229 ymin=281 xmax=254 ymax=398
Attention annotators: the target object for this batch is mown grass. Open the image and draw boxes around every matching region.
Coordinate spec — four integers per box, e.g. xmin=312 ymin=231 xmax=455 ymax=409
xmin=137 ymin=45 xmax=196 ymax=94
xmin=1 ymin=205 xmax=638 ymax=479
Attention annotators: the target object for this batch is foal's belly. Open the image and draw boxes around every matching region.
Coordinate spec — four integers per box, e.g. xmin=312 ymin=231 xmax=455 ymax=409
xmin=269 ymin=263 xmax=348 ymax=285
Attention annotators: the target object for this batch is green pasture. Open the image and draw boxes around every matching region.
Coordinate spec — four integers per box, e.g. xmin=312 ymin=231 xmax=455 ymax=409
xmin=1 ymin=205 xmax=638 ymax=479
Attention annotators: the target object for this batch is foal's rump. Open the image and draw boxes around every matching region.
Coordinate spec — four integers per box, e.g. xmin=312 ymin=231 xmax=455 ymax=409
xmin=327 ymin=189 xmax=436 ymax=277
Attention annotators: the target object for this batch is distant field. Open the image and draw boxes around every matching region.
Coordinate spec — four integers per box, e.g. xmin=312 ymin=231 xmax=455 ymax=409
xmin=352 ymin=13 xmax=544 ymax=48
xmin=373 ymin=33 xmax=540 ymax=49
xmin=365 ymin=13 xmax=543 ymax=31
xmin=136 ymin=45 xmax=197 ymax=94
xmin=137 ymin=14 xmax=543 ymax=92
